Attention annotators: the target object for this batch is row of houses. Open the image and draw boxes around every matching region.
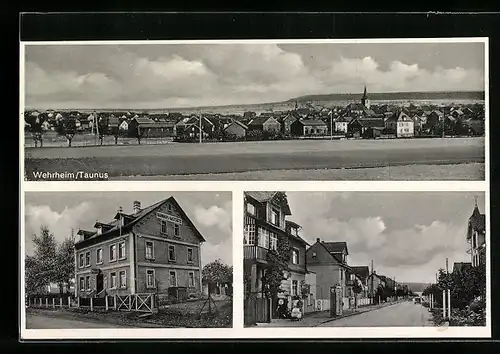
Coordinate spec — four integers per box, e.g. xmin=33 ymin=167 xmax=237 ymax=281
xmin=243 ymin=191 xmax=407 ymax=324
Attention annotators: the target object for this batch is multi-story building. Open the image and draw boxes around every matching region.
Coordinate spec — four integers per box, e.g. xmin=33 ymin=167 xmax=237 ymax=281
xmin=467 ymin=201 xmax=486 ymax=267
xmin=74 ymin=197 xmax=205 ymax=299
xmin=243 ymin=191 xmax=310 ymax=309
xmin=305 ymin=239 xmax=351 ymax=310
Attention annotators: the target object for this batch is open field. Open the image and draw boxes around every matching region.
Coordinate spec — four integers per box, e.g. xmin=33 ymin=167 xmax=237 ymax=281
xmin=25 ymin=137 xmax=485 ymax=180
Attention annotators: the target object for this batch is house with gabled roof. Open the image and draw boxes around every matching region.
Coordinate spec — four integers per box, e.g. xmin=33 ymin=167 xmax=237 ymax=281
xmin=74 ymin=197 xmax=205 ymax=301
xmin=347 ymin=117 xmax=386 ymax=139
xmin=243 ymin=191 xmax=311 ymax=319
xmin=385 ymin=111 xmax=415 ymax=138
xmin=247 ymin=116 xmax=281 ymax=133
xmin=224 ymin=119 xmax=248 ymax=139
xmin=305 ymin=238 xmax=351 ymax=310
xmin=290 ymin=119 xmax=328 ymax=136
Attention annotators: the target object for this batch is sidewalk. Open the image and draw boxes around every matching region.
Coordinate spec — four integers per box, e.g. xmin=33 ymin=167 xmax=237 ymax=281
xmin=256 ymin=300 xmax=406 ymax=327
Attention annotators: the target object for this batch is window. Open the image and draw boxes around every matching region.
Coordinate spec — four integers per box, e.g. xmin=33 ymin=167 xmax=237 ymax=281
xmin=85 ymin=276 xmax=91 ymax=291
xmin=312 ymin=252 xmax=317 ymax=258
xmin=271 ymin=208 xmax=280 ymax=226
xmin=244 ymin=224 xmax=256 ymax=245
xmin=168 ymin=245 xmax=176 ymax=261
xmin=187 ymin=248 xmax=194 ymax=263
xmin=79 ymin=253 xmax=84 ymax=268
xmin=85 ymin=251 xmax=91 ymax=267
xmin=292 ymin=249 xmax=299 ymax=264
xmin=119 ymin=271 xmax=126 ymax=288
xmin=174 ymin=224 xmax=180 ymax=237
xmin=79 ymin=277 xmax=85 ymax=291
xmin=270 ymin=233 xmax=278 ymax=250
xmin=246 ymin=203 xmax=256 ymax=215
xmin=110 ymin=272 xmax=117 ymax=289
xmin=340 ymin=270 xmax=344 ymax=281
xmin=96 ymin=248 xmax=103 ymax=264
xmin=167 ymin=204 xmax=172 ymax=212
xmin=96 ymin=227 xmax=102 ymax=235
xmin=169 ymin=271 xmax=177 ymax=287
xmin=292 ymin=280 xmax=298 ymax=296
xmin=188 ymin=272 xmax=195 ymax=287
xmin=145 ymin=241 xmax=154 ymax=260
xmin=118 ymin=241 xmax=126 ymax=260
xmin=161 ymin=220 xmax=167 ymax=234
xmin=109 ymin=244 xmax=117 ymax=262
xmin=258 ymin=228 xmax=269 ymax=249
xmin=146 ymin=269 xmax=155 ymax=288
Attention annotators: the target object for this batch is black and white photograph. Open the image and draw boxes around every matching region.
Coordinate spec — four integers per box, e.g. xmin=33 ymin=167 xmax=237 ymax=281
xmin=22 ymin=191 xmax=233 ymax=331
xmin=22 ymin=39 xmax=486 ymax=181
xmin=243 ymin=191 xmax=488 ymax=330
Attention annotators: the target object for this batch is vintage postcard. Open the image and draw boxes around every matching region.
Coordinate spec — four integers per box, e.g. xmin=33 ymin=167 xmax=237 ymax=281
xmin=21 ymin=38 xmax=487 ymax=181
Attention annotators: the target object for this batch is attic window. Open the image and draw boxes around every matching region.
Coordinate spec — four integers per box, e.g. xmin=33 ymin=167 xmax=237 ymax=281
xmin=312 ymin=252 xmax=317 ymax=258
xmin=96 ymin=227 xmax=102 ymax=235
xmin=246 ymin=203 xmax=255 ymax=215
xmin=167 ymin=204 xmax=172 ymax=212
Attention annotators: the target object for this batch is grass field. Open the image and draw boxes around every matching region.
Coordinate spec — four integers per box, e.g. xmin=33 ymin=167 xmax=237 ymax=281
xmin=24 ymin=137 xmax=485 ymax=180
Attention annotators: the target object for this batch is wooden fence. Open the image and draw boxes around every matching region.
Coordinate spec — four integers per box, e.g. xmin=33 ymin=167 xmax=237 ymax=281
xmin=244 ymin=297 xmax=271 ymax=326
xmin=26 ymin=293 xmax=155 ymax=314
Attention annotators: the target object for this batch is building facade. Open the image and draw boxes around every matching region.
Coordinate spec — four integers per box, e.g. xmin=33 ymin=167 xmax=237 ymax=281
xmin=74 ymin=197 xmax=205 ymax=300
xmin=243 ymin=191 xmax=309 ymax=313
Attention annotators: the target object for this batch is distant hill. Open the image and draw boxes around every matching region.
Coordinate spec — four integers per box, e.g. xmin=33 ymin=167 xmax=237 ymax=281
xmin=404 ymin=282 xmax=431 ymax=293
xmin=289 ymin=91 xmax=485 ymax=103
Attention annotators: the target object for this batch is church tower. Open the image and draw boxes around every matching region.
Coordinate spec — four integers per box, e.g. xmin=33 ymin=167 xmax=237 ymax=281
xmin=361 ymin=85 xmax=370 ymax=109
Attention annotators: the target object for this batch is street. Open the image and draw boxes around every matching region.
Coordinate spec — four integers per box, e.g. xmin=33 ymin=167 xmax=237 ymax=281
xmin=26 ymin=312 xmax=131 ymax=329
xmin=319 ymin=301 xmax=433 ymax=327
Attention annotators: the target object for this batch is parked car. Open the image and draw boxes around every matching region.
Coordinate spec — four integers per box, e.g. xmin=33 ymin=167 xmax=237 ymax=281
xmin=413 ymin=297 xmax=422 ymax=304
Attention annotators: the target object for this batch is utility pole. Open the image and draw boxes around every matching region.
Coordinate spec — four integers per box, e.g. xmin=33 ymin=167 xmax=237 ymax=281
xmin=371 ymin=260 xmax=374 ymax=304
xmin=330 ymin=109 xmax=333 ymax=140
xmin=442 ymin=106 xmax=445 ymax=138
xmin=446 ymin=258 xmax=449 ymax=275
xmin=199 ymin=112 xmax=202 ymax=144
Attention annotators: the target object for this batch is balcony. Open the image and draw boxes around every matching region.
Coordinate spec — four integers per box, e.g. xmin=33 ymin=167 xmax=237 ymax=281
xmin=244 ymin=245 xmax=268 ymax=263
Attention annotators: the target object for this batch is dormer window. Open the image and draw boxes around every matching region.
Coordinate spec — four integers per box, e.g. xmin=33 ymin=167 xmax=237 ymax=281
xmin=246 ymin=203 xmax=255 ymax=215
xmin=271 ymin=208 xmax=280 ymax=227
xmin=96 ymin=227 xmax=102 ymax=235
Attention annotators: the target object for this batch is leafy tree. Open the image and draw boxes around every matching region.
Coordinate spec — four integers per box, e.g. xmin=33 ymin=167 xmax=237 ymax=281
xmin=27 ymin=226 xmax=58 ymax=293
xmin=61 ymin=118 xmax=78 ymax=147
xmin=54 ymin=236 xmax=75 ymax=294
xmin=25 ymin=113 xmax=45 ymax=147
xmin=261 ymin=233 xmax=291 ymax=299
xmin=25 ymin=254 xmax=46 ymax=295
xmin=202 ymin=259 xmax=232 ymax=286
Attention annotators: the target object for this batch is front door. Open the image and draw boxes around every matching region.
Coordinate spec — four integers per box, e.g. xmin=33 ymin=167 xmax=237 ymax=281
xmin=96 ymin=271 xmax=104 ymax=294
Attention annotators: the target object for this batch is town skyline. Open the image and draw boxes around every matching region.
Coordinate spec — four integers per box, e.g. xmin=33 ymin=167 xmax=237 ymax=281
xmin=24 ymin=192 xmax=232 ymax=267
xmin=25 ymin=42 xmax=485 ymax=110
xmin=285 ymin=191 xmax=485 ymax=284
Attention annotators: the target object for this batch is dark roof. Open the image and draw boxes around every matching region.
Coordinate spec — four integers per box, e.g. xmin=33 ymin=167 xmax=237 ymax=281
xmin=311 ymin=241 xmax=351 ymax=269
xmin=248 ymin=116 xmax=279 ymax=126
xmin=351 ymin=266 xmax=370 ymax=280
xmin=138 ymin=122 xmax=175 ymax=128
xmin=225 ymin=120 xmax=248 ymax=130
xmin=245 ymin=191 xmax=291 ymax=215
xmin=351 ymin=118 xmax=385 ymax=128
xmin=133 ymin=117 xmax=155 ymax=124
xmin=298 ymin=119 xmax=327 ymax=127
xmin=468 ymin=205 xmax=486 ymax=234
xmin=75 ymin=196 xmax=206 ymax=249
xmin=322 ymin=241 xmax=349 ymax=255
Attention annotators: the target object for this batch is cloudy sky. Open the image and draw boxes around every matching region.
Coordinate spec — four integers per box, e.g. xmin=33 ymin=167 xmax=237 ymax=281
xmin=24 ymin=192 xmax=232 ymax=266
xmin=286 ymin=191 xmax=485 ymax=284
xmin=24 ymin=42 xmax=485 ymax=109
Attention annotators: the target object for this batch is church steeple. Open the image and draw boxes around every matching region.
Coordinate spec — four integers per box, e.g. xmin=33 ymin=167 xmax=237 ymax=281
xmin=361 ymin=85 xmax=368 ymax=107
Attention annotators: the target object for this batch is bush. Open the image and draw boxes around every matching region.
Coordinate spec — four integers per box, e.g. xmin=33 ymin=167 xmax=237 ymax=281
xmin=449 ymin=307 xmax=486 ymax=326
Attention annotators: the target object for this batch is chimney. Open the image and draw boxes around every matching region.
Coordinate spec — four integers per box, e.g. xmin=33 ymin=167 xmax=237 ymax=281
xmin=316 ymin=238 xmax=320 ymax=243
xmin=133 ymin=201 xmax=141 ymax=214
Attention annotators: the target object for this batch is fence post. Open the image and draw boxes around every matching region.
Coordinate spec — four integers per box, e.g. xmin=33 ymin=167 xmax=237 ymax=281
xmin=129 ymin=295 xmax=132 ymax=311
xmin=105 ymin=296 xmax=109 ymax=311
xmin=77 ymin=297 xmax=80 ymax=308
xmin=46 ymin=298 xmax=49 ymax=307
xmin=90 ymin=297 xmax=94 ymax=312
xmin=443 ymin=290 xmax=446 ymax=320
xmin=151 ymin=294 xmax=154 ymax=312
xmin=52 ymin=298 xmax=55 ymax=308
xmin=68 ymin=296 xmax=71 ymax=308
xmin=114 ymin=295 xmax=117 ymax=310
xmin=135 ymin=294 xmax=138 ymax=311
xmin=39 ymin=298 xmax=42 ymax=307
xmin=60 ymin=298 xmax=63 ymax=308
xmin=447 ymin=289 xmax=451 ymax=320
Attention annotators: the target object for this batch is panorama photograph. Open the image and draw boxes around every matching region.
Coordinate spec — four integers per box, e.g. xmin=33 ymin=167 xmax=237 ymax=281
xmin=23 ymin=41 xmax=486 ymax=181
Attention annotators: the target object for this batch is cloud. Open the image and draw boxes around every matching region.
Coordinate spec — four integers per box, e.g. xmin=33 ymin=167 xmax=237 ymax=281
xmin=194 ymin=202 xmax=231 ymax=234
xmin=201 ymin=236 xmax=232 ymax=267
xmin=24 ymin=202 xmax=93 ymax=255
xmin=25 ymin=43 xmax=485 ymax=109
